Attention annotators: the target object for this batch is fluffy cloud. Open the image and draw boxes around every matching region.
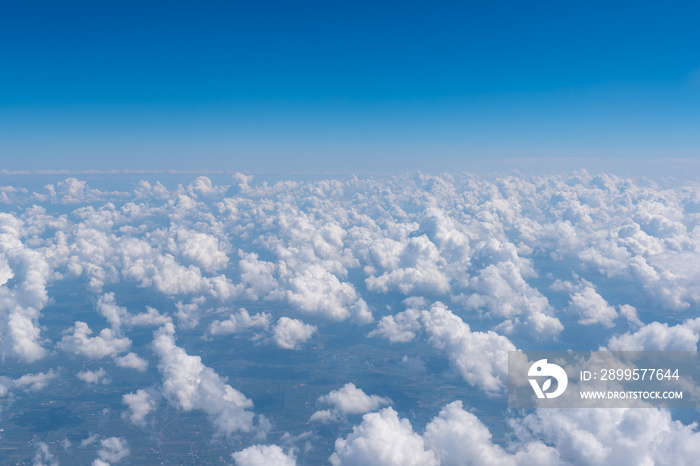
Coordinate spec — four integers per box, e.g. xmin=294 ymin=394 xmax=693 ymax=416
xmin=232 ymin=444 xmax=296 ymax=466
xmin=93 ymin=436 xmax=130 ymax=465
xmin=519 ymin=407 xmax=700 ymax=466
xmin=122 ymin=389 xmax=157 ymax=427
xmin=568 ymin=286 xmax=618 ymax=327
xmin=311 ymin=383 xmax=391 ymax=423
xmin=606 ymin=318 xmax=700 ymax=351
xmin=77 ymin=368 xmax=111 ymax=385
xmin=0 ymin=213 xmax=51 ymax=362
xmin=272 ymin=317 xmax=317 ymax=350
xmin=368 ymin=309 xmax=422 ymax=343
xmin=58 ymin=322 xmax=131 ymax=359
xmin=13 ymin=370 xmax=58 ymax=392
xmin=458 ymin=258 xmax=562 ymax=338
xmin=168 ymin=227 xmax=229 ymax=273
xmin=151 ymin=323 xmax=260 ymax=435
xmin=330 ymin=407 xmax=437 ymax=466
xmin=8 ymin=172 xmax=700 ymax=462
xmin=33 ymin=441 xmax=58 ymax=466
xmin=209 ymin=308 xmax=272 ymax=336
xmin=115 ymin=352 xmax=148 ymax=371
xmin=424 ymin=401 xmax=558 ymax=466
xmin=372 ymin=303 xmax=515 ymax=393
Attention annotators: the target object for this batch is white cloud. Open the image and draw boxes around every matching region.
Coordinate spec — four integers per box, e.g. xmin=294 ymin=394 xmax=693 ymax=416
xmin=209 ymin=308 xmax=271 ymax=336
xmin=13 ymin=370 xmax=58 ymax=392
xmin=0 ymin=213 xmax=51 ymax=362
xmin=458 ymin=259 xmax=562 ymax=338
xmin=330 ymin=407 xmax=437 ymax=466
xmin=519 ymin=407 xmax=700 ymax=466
xmin=77 ymin=368 xmax=110 ymax=385
xmin=423 ymin=401 xmax=558 ymax=466
xmin=115 ymin=352 xmax=148 ymax=371
xmin=373 ymin=303 xmax=515 ymax=394
xmin=93 ymin=437 xmax=130 ymax=465
xmin=58 ymin=322 xmax=131 ymax=359
xmin=286 ymin=264 xmax=371 ymax=323
xmin=311 ymin=383 xmax=391 ymax=422
xmin=151 ymin=323 xmax=260 ymax=435
xmin=122 ymin=389 xmax=157 ymax=427
xmin=232 ymin=444 xmax=296 ymax=466
xmin=272 ymin=317 xmax=316 ymax=350
xmin=619 ymin=304 xmax=643 ymax=328
xmin=606 ymin=318 xmax=700 ymax=351
xmin=365 ymin=235 xmax=451 ymax=296
xmin=168 ymin=227 xmax=228 ymax=273
xmin=569 ymin=286 xmax=618 ymax=327
xmin=33 ymin=441 xmax=58 ymax=466
xmin=368 ymin=309 xmax=421 ymax=343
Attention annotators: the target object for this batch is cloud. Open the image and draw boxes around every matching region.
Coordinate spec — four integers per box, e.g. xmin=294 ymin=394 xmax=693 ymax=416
xmin=33 ymin=441 xmax=58 ymax=466
xmin=272 ymin=317 xmax=317 ymax=350
xmin=232 ymin=444 xmax=296 ymax=466
xmin=0 ymin=213 xmax=51 ymax=362
xmin=568 ymin=286 xmax=618 ymax=327
xmin=311 ymin=383 xmax=391 ymax=423
xmin=151 ymin=323 xmax=261 ymax=435
xmin=423 ymin=401 xmax=558 ymax=466
xmin=209 ymin=308 xmax=272 ymax=336
xmin=372 ymin=303 xmax=515 ymax=393
xmin=58 ymin=322 xmax=131 ymax=359
xmin=606 ymin=318 xmax=700 ymax=351
xmin=77 ymin=368 xmax=111 ymax=385
xmin=115 ymin=352 xmax=148 ymax=371
xmin=13 ymin=370 xmax=58 ymax=392
xmin=458 ymin=258 xmax=562 ymax=338
xmin=122 ymin=389 xmax=157 ymax=427
xmin=286 ymin=264 xmax=372 ymax=323
xmin=93 ymin=437 xmax=130 ymax=465
xmin=368 ymin=309 xmax=421 ymax=343
xmin=330 ymin=407 xmax=437 ymax=466
xmin=519 ymin=407 xmax=700 ymax=466
xmin=168 ymin=227 xmax=228 ymax=273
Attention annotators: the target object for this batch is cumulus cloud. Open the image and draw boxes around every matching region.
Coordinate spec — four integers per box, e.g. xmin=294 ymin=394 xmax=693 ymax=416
xmin=232 ymin=444 xmax=296 ymax=466
xmin=519 ymin=407 xmax=700 ymax=466
xmin=568 ymin=286 xmax=618 ymax=327
xmin=168 ymin=227 xmax=228 ymax=273
xmin=209 ymin=308 xmax=272 ymax=336
xmin=372 ymin=303 xmax=515 ymax=393
xmin=9 ymin=171 xmax=700 ymax=462
xmin=330 ymin=407 xmax=437 ymax=466
xmin=122 ymin=389 xmax=157 ymax=427
xmin=458 ymin=258 xmax=562 ymax=338
xmin=424 ymin=401 xmax=558 ymax=466
xmin=0 ymin=213 xmax=51 ymax=362
xmin=33 ymin=441 xmax=58 ymax=466
xmin=272 ymin=317 xmax=316 ymax=350
xmin=115 ymin=352 xmax=148 ymax=371
xmin=93 ymin=437 xmax=130 ymax=465
xmin=311 ymin=383 xmax=391 ymax=423
xmin=13 ymin=370 xmax=58 ymax=392
xmin=58 ymin=322 xmax=131 ymax=359
xmin=365 ymin=235 xmax=451 ymax=296
xmin=151 ymin=323 xmax=260 ymax=435
xmin=606 ymin=318 xmax=700 ymax=351
xmin=77 ymin=368 xmax=111 ymax=385
xmin=368 ymin=308 xmax=422 ymax=343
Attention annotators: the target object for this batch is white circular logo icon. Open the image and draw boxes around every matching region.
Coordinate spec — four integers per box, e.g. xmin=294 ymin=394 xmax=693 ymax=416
xmin=528 ymin=359 xmax=568 ymax=399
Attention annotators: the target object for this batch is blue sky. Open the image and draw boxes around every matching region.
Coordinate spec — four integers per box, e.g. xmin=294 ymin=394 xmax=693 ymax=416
xmin=1 ymin=1 xmax=699 ymax=173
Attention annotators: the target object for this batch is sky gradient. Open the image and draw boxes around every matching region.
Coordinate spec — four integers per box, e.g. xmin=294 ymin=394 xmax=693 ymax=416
xmin=1 ymin=1 xmax=699 ymax=173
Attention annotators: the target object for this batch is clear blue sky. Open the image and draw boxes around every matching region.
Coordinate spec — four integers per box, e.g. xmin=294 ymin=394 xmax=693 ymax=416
xmin=1 ymin=1 xmax=699 ymax=173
